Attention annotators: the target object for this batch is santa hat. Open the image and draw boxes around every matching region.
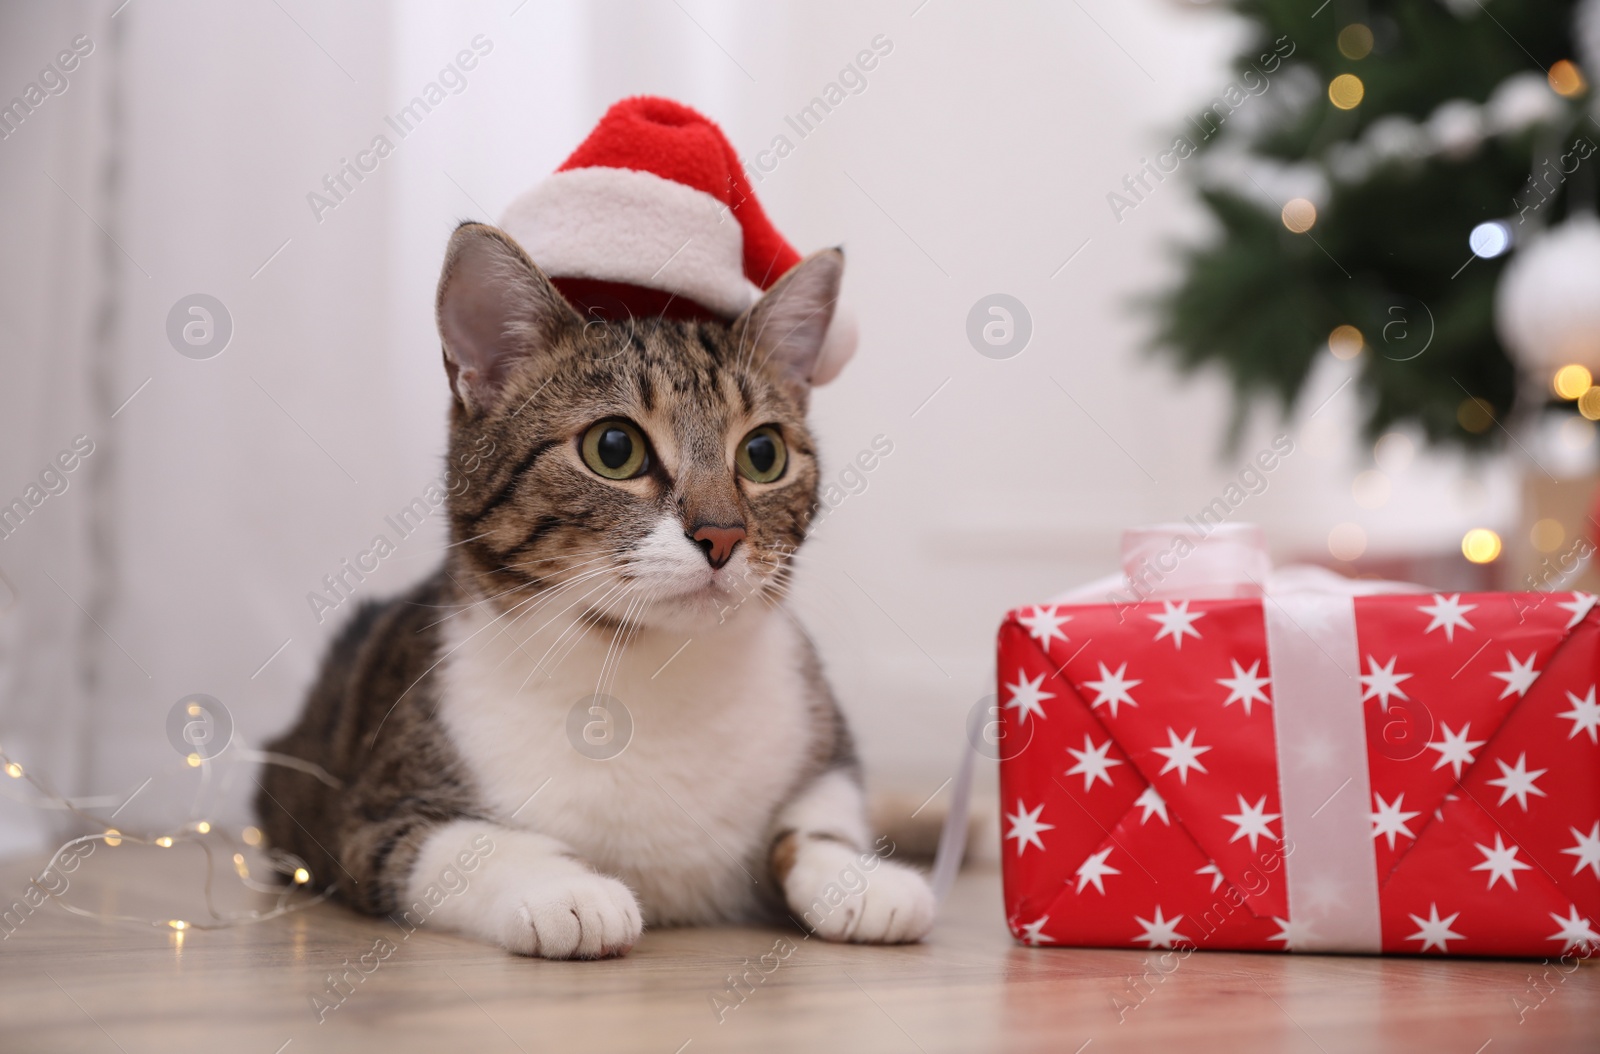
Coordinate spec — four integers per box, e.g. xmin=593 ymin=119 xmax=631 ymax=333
xmin=499 ymin=96 xmax=857 ymax=385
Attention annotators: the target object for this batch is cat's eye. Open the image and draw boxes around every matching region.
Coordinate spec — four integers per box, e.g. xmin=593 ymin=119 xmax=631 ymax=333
xmin=581 ymin=419 xmax=649 ymax=480
xmin=736 ymin=425 xmax=787 ymax=483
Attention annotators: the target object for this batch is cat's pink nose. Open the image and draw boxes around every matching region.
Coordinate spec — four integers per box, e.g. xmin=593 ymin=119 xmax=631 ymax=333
xmin=690 ymin=524 xmax=745 ymax=570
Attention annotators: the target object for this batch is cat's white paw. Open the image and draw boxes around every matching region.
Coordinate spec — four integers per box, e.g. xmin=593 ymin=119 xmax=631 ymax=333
xmin=496 ymin=870 xmax=643 ymax=959
xmin=784 ymin=842 xmax=936 ymax=945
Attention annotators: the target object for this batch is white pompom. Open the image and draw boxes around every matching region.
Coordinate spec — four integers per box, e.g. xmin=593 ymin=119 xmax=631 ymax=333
xmin=1495 ymin=215 xmax=1600 ymax=372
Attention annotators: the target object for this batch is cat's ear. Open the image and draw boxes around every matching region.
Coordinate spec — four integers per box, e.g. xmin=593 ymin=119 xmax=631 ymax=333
xmin=733 ymin=248 xmax=844 ymax=401
xmin=436 ymin=222 xmax=582 ymax=415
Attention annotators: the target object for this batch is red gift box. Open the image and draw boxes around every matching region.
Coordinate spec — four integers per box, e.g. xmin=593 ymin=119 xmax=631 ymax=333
xmin=996 ymin=528 xmax=1600 ymax=958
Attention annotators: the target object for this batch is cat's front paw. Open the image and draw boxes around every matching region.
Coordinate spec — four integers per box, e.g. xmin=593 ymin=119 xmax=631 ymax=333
xmin=784 ymin=842 xmax=936 ymax=945
xmin=497 ymin=871 xmax=643 ymax=959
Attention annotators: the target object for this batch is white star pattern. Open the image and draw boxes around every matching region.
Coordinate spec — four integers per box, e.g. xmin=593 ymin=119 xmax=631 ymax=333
xmin=1406 ymin=903 xmax=1465 ymax=953
xmin=1153 ymin=727 xmax=1212 ymax=784
xmin=1004 ymin=799 xmax=1054 ymax=857
xmin=1486 ymin=753 xmax=1549 ymax=812
xmin=1359 ymin=655 xmax=1413 ymax=711
xmin=1132 ymin=907 xmax=1190 ymax=949
xmin=1221 ymin=794 xmax=1280 ymax=851
xmin=1196 ymin=862 xmax=1223 ymax=893
xmin=1135 ymin=785 xmax=1169 ymax=825
xmin=1084 ymin=662 xmax=1142 ymax=718
xmin=1217 ymin=659 xmax=1272 ymax=717
xmin=1149 ymin=600 xmax=1205 ymax=650
xmin=1418 ymin=593 xmax=1477 ymax=642
xmin=1018 ymin=915 xmax=1055 ymax=946
xmin=1268 ymin=916 xmax=1319 ymax=951
xmin=1470 ymin=833 xmax=1533 ymax=891
xmin=1065 ymin=734 xmax=1124 ymax=791
xmin=1018 ymin=605 xmax=1072 ymax=646
xmin=1075 ymin=847 xmax=1121 ymax=894
xmin=1562 ymin=822 xmax=1600 ymax=879
xmin=1558 ymin=686 xmax=1600 ymax=745
xmin=1003 ymin=670 xmax=1054 ymax=725
xmin=1426 ymin=722 xmax=1486 ymax=780
xmin=1490 ymin=651 xmax=1540 ymax=699
xmin=1558 ymin=592 xmax=1598 ymax=629
xmin=1547 ymin=905 xmax=1600 ymax=953
xmin=1370 ymin=792 xmax=1421 ymax=850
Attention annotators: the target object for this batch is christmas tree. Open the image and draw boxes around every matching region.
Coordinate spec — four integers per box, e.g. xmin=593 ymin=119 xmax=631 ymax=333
xmin=1151 ymin=0 xmax=1599 ymax=451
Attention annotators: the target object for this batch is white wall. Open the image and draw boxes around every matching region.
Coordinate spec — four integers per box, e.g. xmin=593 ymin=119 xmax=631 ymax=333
xmin=0 ymin=0 xmax=1519 ymax=852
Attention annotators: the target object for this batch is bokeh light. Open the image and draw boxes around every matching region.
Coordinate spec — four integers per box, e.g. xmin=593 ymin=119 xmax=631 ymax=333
xmin=1282 ymin=198 xmax=1318 ymax=233
xmin=1337 ymin=24 xmax=1374 ymax=60
xmin=1531 ymin=518 xmax=1565 ymax=553
xmin=1329 ymin=522 xmax=1367 ymax=561
xmin=1329 ymin=74 xmax=1365 ymax=109
xmin=1549 ymin=60 xmax=1587 ymax=98
xmin=1580 ymin=388 xmax=1600 ymax=421
xmin=1328 ymin=324 xmax=1364 ymax=359
xmin=1469 ymin=221 xmax=1511 ymax=258
xmin=1457 ymin=396 xmax=1495 ymax=433
xmin=1554 ymin=365 xmax=1593 ymax=400
xmin=1461 ymin=528 xmax=1502 ymax=564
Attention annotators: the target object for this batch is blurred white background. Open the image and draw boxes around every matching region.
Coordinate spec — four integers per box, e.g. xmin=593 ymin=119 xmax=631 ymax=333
xmin=0 ymin=0 xmax=1520 ymax=856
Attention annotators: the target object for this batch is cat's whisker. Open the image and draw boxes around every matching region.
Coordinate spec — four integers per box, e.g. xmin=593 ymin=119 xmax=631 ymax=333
xmin=513 ymin=579 xmax=629 ymax=692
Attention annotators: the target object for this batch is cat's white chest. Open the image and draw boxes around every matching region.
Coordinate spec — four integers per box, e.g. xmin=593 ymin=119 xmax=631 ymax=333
xmin=436 ymin=603 xmax=813 ymax=924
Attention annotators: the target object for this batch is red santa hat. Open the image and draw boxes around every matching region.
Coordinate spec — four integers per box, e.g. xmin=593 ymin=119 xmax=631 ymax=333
xmin=499 ymin=96 xmax=857 ymax=385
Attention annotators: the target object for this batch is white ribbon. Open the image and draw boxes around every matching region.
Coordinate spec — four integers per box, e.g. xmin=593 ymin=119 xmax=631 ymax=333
xmin=935 ymin=523 xmax=1419 ymax=948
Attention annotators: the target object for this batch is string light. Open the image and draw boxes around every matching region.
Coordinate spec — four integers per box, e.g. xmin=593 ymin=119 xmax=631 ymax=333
xmin=1462 ymin=528 xmax=1502 ymax=564
xmin=1329 ymin=74 xmax=1365 ymax=110
xmin=1580 ymin=388 xmax=1600 ymax=421
xmin=186 ymin=753 xmax=203 ymax=768
xmin=1281 ymin=198 xmax=1317 ymax=233
xmin=1554 ymin=365 xmax=1593 ymax=400
xmin=1549 ymin=60 xmax=1586 ymax=98
xmin=0 ymin=742 xmax=337 ymax=935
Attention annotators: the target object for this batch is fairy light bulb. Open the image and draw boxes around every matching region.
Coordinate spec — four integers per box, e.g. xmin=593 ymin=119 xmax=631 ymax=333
xmin=186 ymin=753 xmax=203 ymax=768
xmin=242 ymin=826 xmax=263 ymax=847
xmin=4 ymin=762 xmax=21 ymax=779
xmin=1329 ymin=74 xmax=1365 ymax=109
xmin=1462 ymin=529 xmax=1502 ymax=563
xmin=195 ymin=820 xmax=211 ymax=834
xmin=1281 ymin=198 xmax=1317 ymax=233
xmin=155 ymin=836 xmax=174 ymax=848
xmin=1337 ymin=24 xmax=1374 ymax=60
xmin=168 ymin=919 xmax=189 ymax=931
xmin=1549 ymin=60 xmax=1586 ymax=98
xmin=1553 ymin=365 xmax=1592 ymax=400
xmin=293 ymin=867 xmax=311 ymax=885
xmin=1328 ymin=324 xmax=1364 ymax=359
xmin=1581 ymin=388 xmax=1600 ymax=421
xmin=105 ymin=829 xmax=122 ymax=847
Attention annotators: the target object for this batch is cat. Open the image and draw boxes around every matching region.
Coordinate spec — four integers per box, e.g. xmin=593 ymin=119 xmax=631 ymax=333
xmin=255 ymin=221 xmax=937 ymax=958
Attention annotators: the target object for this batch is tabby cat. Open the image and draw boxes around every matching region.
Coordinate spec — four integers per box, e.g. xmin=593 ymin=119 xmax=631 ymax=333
xmin=255 ymin=222 xmax=936 ymax=957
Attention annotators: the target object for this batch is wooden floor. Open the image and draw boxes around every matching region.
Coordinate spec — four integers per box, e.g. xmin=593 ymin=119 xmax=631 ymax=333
xmin=1 ymin=844 xmax=1596 ymax=1053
